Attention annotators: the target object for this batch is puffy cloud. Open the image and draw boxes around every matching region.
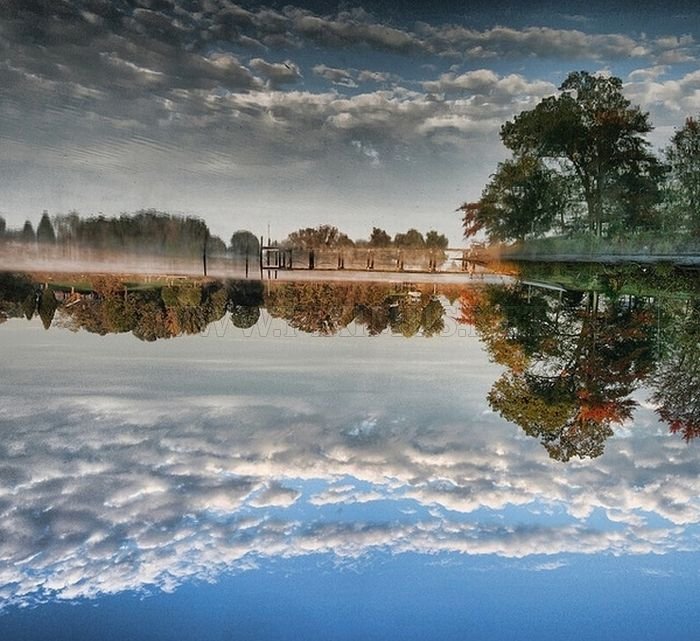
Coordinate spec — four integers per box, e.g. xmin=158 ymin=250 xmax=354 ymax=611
xmin=313 ymin=64 xmax=358 ymax=88
xmin=411 ymin=23 xmax=693 ymax=64
xmin=284 ymin=6 xmax=422 ymax=53
xmin=250 ymin=58 xmax=302 ymax=88
xmin=0 ymin=382 xmax=698 ymax=610
xmin=627 ymin=65 xmax=670 ymax=83
xmin=356 ymin=69 xmax=397 ymax=84
xmin=423 ymin=69 xmax=501 ymax=93
xmin=625 ymin=69 xmax=700 ymax=132
xmin=312 ymin=65 xmax=401 ymax=88
xmin=249 ymin=481 xmax=302 ymax=507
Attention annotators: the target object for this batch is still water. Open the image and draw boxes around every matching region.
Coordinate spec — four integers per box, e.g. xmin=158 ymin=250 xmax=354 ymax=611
xmin=0 ymin=273 xmax=698 ymax=640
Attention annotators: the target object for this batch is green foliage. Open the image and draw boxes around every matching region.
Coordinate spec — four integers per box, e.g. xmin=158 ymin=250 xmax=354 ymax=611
xmin=461 ymin=283 xmax=657 ymax=460
xmin=394 ymin=228 xmax=425 ymax=248
xmin=467 ymin=70 xmax=665 ymax=243
xmin=0 ymin=273 xmax=36 ymax=321
xmin=226 ymin=279 xmax=264 ymax=308
xmin=229 ymin=230 xmax=260 ymax=255
xmin=425 ymin=230 xmax=449 ymax=249
xmin=651 ymin=300 xmax=700 ymax=440
xmin=38 ymin=289 xmax=57 ymax=330
xmin=52 ymin=209 xmax=212 ymax=256
xmin=284 ymin=225 xmax=354 ymax=249
xmin=21 ymin=221 xmax=35 ymax=243
xmin=230 ymin=305 xmax=260 ymax=329
xmin=461 ymin=156 xmax=565 ymax=242
xmin=369 ymin=227 xmax=392 ymax=247
xmin=161 ymin=285 xmax=202 ymax=308
xmin=36 ymin=211 xmax=56 ymax=243
xmin=664 ymin=116 xmax=700 ymax=236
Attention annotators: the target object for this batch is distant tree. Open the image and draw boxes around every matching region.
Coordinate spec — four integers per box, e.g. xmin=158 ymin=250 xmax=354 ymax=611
xmin=664 ymin=116 xmax=700 ymax=236
xmin=0 ymin=273 xmax=36 ymax=321
xmin=206 ymin=235 xmax=227 ymax=256
xmin=284 ymin=225 xmax=354 ymax=249
xmin=52 ymin=209 xmax=212 ymax=256
xmin=0 ymin=216 xmax=5 ymax=239
xmin=229 ymin=230 xmax=260 ymax=255
xmin=21 ymin=220 xmax=35 ymax=243
xmin=425 ymin=230 xmax=449 ymax=249
xmin=388 ymin=295 xmax=423 ymax=336
xmin=369 ymin=227 xmax=392 ymax=247
xmin=36 ymin=211 xmax=56 ymax=243
xmin=394 ymin=228 xmax=425 ymax=248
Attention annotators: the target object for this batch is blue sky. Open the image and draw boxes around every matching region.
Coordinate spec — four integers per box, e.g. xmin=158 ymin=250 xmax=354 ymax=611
xmin=0 ymin=313 xmax=699 ymax=638
xmin=2 ymin=1 xmax=700 ymax=245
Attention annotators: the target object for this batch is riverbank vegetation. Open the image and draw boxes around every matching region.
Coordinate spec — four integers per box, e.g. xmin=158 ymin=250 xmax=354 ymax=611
xmin=0 ymin=212 xmax=450 ymax=262
xmin=2 ymin=268 xmax=698 ymax=451
xmin=459 ymin=70 xmax=700 ymax=256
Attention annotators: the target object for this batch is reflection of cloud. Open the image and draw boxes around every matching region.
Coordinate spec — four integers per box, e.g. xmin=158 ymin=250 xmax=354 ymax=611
xmin=250 ymin=58 xmax=303 ymax=89
xmin=2 ymin=2 xmax=696 ymax=179
xmin=530 ymin=560 xmax=569 ymax=571
xmin=0 ymin=390 xmax=698 ymax=609
xmin=249 ymin=481 xmax=302 ymax=507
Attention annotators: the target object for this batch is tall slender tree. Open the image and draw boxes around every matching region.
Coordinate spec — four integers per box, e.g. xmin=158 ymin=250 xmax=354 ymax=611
xmin=37 ymin=211 xmax=56 ymax=243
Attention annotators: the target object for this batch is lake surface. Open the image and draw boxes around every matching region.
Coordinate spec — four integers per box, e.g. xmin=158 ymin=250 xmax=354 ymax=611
xmin=0 ymin=272 xmax=699 ymax=640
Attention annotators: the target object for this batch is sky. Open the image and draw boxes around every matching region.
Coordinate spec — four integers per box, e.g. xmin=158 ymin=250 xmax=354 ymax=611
xmin=2 ymin=0 xmax=700 ymax=245
xmin=0 ymin=313 xmax=699 ymax=639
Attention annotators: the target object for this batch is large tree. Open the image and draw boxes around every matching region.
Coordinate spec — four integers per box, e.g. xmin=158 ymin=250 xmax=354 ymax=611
xmin=499 ymin=71 xmax=662 ymax=237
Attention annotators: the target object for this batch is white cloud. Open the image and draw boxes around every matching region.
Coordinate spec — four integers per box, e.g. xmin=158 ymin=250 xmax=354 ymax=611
xmin=250 ymin=58 xmax=303 ymax=88
xmin=625 ymin=70 xmax=700 ymax=127
xmin=0 ymin=386 xmax=697 ymax=609
xmin=312 ymin=64 xmax=358 ymax=88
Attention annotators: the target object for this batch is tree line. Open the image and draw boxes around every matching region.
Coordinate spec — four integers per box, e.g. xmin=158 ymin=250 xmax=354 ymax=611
xmin=280 ymin=224 xmax=448 ymax=250
xmin=0 ymin=213 xmax=449 ymax=257
xmin=460 ymin=70 xmax=700 ymax=245
xmin=0 ymin=210 xmax=230 ymax=257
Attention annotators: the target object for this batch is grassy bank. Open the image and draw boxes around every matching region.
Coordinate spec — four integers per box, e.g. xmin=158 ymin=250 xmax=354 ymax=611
xmin=512 ymin=261 xmax=700 ymax=299
xmin=499 ymin=233 xmax=700 ymax=264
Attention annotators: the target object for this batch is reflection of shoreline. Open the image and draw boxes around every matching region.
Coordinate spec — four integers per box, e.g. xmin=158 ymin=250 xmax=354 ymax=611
xmin=2 ymin=271 xmax=698 ymax=450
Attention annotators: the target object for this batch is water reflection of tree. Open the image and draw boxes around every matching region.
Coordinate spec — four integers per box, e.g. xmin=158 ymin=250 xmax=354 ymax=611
xmin=264 ymin=282 xmax=445 ymax=337
xmin=651 ymin=299 xmax=700 ymax=441
xmin=0 ymin=273 xmax=37 ymax=324
xmin=459 ymin=285 xmax=656 ymax=460
xmin=57 ymin=278 xmax=229 ymax=341
xmin=227 ymin=280 xmax=264 ymax=329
